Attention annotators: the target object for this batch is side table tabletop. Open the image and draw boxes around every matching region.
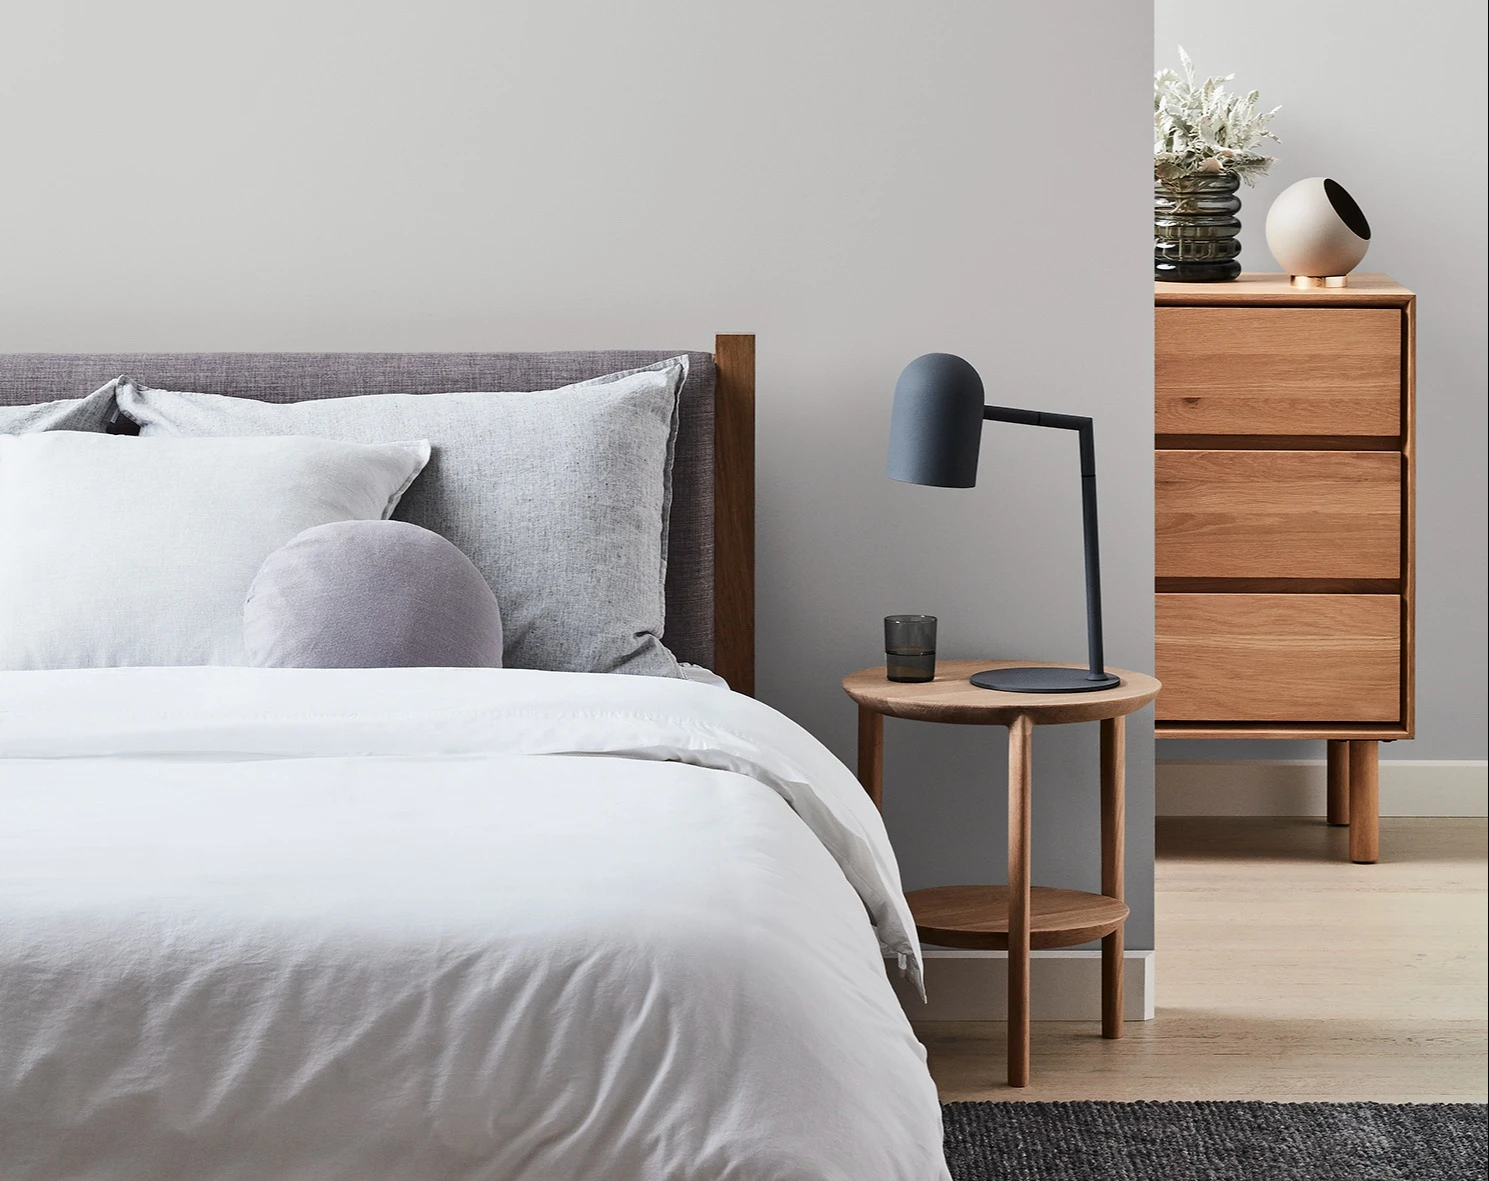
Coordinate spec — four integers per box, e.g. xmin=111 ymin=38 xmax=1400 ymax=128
xmin=843 ymin=659 xmax=1160 ymax=1087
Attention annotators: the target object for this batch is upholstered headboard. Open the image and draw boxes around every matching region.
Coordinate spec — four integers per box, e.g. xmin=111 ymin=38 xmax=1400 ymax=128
xmin=0 ymin=339 xmax=756 ymax=691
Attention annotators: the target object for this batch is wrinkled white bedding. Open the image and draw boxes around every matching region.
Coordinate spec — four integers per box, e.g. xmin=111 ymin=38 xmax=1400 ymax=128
xmin=0 ymin=668 xmax=948 ymax=1181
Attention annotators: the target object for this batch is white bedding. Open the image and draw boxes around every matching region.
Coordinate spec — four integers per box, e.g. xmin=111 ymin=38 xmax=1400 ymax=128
xmin=0 ymin=668 xmax=948 ymax=1181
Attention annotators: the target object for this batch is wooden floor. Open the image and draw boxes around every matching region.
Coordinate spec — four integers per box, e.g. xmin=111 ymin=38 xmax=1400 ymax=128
xmin=918 ymin=816 xmax=1489 ymax=1102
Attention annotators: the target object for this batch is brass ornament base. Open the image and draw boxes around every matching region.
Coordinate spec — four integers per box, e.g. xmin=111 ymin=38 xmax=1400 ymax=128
xmin=1290 ymin=274 xmax=1349 ymax=288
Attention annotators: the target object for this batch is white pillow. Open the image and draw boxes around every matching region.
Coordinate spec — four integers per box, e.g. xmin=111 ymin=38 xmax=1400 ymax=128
xmin=0 ymin=432 xmax=430 ymax=669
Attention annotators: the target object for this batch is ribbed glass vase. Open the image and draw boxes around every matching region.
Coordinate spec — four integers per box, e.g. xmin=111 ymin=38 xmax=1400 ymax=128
xmin=1154 ymin=171 xmax=1242 ymax=282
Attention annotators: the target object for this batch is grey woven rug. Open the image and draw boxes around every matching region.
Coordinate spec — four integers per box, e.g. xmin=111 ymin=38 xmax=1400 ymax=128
xmin=942 ymin=1101 xmax=1487 ymax=1180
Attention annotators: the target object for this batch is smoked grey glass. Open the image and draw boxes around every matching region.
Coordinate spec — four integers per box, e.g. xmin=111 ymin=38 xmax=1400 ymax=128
xmin=885 ymin=615 xmax=937 ymax=683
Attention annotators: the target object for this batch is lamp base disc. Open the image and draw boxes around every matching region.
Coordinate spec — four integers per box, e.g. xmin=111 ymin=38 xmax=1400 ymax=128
xmin=1290 ymin=274 xmax=1349 ymax=289
xmin=970 ymin=666 xmax=1121 ymax=694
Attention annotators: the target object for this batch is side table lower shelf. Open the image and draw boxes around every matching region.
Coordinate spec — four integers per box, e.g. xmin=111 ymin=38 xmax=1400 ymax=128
xmin=908 ymin=885 xmax=1129 ymax=950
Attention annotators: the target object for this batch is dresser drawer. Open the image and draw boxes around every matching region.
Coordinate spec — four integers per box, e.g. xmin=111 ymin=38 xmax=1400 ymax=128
xmin=1156 ymin=450 xmax=1401 ymax=579
xmin=1156 ymin=307 xmax=1401 ymax=436
xmin=1156 ymin=594 xmax=1401 ymax=722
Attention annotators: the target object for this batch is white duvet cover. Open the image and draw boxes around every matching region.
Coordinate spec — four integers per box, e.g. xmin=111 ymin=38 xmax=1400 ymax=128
xmin=0 ymin=668 xmax=948 ymax=1181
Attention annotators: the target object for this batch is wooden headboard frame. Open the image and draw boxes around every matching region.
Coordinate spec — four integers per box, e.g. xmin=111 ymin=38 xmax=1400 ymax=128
xmin=712 ymin=334 xmax=756 ymax=696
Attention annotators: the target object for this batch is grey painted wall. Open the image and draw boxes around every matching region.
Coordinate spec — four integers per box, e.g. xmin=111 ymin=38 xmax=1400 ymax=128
xmin=1155 ymin=0 xmax=1489 ymax=763
xmin=0 ymin=3 xmax=1157 ymax=945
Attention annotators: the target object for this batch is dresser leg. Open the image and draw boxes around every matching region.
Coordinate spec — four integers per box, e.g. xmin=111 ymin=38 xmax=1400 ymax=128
xmin=857 ymin=706 xmax=883 ymax=811
xmin=1326 ymin=740 xmax=1351 ymax=826
xmin=1348 ymin=741 xmax=1379 ymax=863
xmin=1007 ymin=714 xmax=1033 ymax=1087
xmin=1100 ymin=716 xmax=1126 ymax=1039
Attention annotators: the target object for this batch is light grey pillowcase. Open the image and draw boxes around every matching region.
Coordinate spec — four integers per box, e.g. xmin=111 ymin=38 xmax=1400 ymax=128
xmin=0 ymin=432 xmax=430 ymax=669
xmin=245 ymin=520 xmax=503 ymax=669
xmin=0 ymin=379 xmax=120 ymax=434
xmin=117 ymin=358 xmax=687 ymax=678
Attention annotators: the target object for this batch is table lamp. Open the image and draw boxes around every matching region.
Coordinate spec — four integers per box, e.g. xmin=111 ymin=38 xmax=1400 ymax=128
xmin=886 ymin=352 xmax=1119 ymax=693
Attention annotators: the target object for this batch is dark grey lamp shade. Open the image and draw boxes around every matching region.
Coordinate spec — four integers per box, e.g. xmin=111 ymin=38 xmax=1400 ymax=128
xmin=886 ymin=353 xmax=985 ymax=488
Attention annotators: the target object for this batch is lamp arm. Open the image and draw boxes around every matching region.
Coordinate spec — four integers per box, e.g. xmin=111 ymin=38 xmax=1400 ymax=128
xmin=982 ymin=405 xmax=1108 ymax=679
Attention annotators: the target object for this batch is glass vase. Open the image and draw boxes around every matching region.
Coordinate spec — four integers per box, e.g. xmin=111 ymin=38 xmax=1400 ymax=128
xmin=1154 ymin=171 xmax=1242 ymax=282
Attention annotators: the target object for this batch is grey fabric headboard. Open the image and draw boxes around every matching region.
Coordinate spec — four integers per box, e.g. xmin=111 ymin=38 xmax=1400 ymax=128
xmin=0 ymin=351 xmax=719 ymax=671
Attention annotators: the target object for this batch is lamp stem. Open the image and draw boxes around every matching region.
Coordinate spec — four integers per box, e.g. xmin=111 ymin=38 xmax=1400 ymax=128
xmin=983 ymin=406 xmax=1109 ymax=679
xmin=1077 ymin=423 xmax=1107 ymax=679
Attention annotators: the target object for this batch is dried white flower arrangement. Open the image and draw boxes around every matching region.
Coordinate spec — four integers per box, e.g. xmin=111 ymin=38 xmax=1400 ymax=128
xmin=1154 ymin=48 xmax=1280 ymax=186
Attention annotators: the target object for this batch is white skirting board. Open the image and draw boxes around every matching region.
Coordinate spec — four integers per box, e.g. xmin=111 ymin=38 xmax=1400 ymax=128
xmin=1157 ymin=759 xmax=1488 ymax=817
xmin=893 ymin=950 xmax=1155 ymax=1022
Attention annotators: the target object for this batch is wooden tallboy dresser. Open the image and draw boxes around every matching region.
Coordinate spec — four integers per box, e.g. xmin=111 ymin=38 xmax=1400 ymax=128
xmin=1154 ymin=274 xmax=1415 ymax=863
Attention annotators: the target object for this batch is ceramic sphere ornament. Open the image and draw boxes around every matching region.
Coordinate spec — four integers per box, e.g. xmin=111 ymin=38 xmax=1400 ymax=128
xmin=1265 ymin=177 xmax=1372 ymax=288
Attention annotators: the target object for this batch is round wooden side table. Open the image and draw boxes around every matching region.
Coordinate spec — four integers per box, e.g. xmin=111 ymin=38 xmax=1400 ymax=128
xmin=843 ymin=658 xmax=1161 ymax=1088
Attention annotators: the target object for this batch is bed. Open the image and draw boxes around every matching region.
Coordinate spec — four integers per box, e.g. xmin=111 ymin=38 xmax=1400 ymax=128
xmin=0 ymin=341 xmax=949 ymax=1181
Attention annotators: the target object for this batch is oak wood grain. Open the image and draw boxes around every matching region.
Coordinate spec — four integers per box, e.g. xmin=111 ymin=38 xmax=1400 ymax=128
xmin=1007 ymin=713 xmax=1033 ymax=1088
xmin=908 ymin=885 xmax=1129 ymax=950
xmin=1156 ymin=450 xmax=1402 ymax=579
xmin=842 ymin=661 xmax=1160 ymax=727
xmin=1157 ymin=722 xmax=1411 ymax=741
xmin=1155 ymin=594 xmax=1401 ymax=723
xmin=1401 ymin=297 xmax=1416 ymax=738
xmin=1327 ymin=740 xmax=1351 ymax=827
xmin=1152 ymin=280 xmax=1414 ymax=857
xmin=1349 ymin=741 xmax=1381 ymax=864
xmin=1154 ymin=272 xmax=1414 ymax=306
xmin=1151 ymin=277 xmax=1414 ymax=773
xmin=1156 ymin=307 xmax=1401 ymax=436
xmin=848 ymin=661 xmax=1145 ymax=1086
xmin=712 ymin=334 xmax=755 ymax=696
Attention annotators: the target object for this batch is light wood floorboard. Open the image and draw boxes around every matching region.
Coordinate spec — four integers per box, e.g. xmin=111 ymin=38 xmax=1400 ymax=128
xmin=917 ymin=816 xmax=1488 ymax=1102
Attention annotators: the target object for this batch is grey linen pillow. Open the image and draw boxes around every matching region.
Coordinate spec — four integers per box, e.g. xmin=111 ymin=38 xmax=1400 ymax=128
xmin=117 ymin=358 xmax=687 ymax=677
xmin=0 ymin=379 xmax=120 ymax=433
xmin=245 ymin=520 xmax=502 ymax=669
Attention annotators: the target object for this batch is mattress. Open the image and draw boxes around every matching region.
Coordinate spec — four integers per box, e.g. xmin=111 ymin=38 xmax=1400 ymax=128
xmin=0 ymin=667 xmax=947 ymax=1180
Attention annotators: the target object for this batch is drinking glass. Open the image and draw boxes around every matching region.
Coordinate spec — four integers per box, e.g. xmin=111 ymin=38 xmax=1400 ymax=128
xmin=885 ymin=615 xmax=937 ymax=683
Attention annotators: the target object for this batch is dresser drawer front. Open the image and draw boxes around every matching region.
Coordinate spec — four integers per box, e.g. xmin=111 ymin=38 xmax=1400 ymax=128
xmin=1156 ymin=307 xmax=1402 ymax=436
xmin=1156 ymin=594 xmax=1401 ymax=722
xmin=1156 ymin=450 xmax=1401 ymax=579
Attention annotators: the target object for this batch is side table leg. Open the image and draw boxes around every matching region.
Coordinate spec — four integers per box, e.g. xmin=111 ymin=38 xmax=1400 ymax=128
xmin=1100 ymin=715 xmax=1126 ymax=1040
xmin=857 ymin=706 xmax=883 ymax=811
xmin=1007 ymin=713 xmax=1033 ymax=1087
xmin=1348 ymin=740 xmax=1380 ymax=863
xmin=1326 ymin=740 xmax=1351 ymax=827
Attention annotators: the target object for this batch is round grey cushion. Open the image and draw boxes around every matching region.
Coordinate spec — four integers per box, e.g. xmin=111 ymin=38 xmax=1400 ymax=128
xmin=244 ymin=520 xmax=502 ymax=669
